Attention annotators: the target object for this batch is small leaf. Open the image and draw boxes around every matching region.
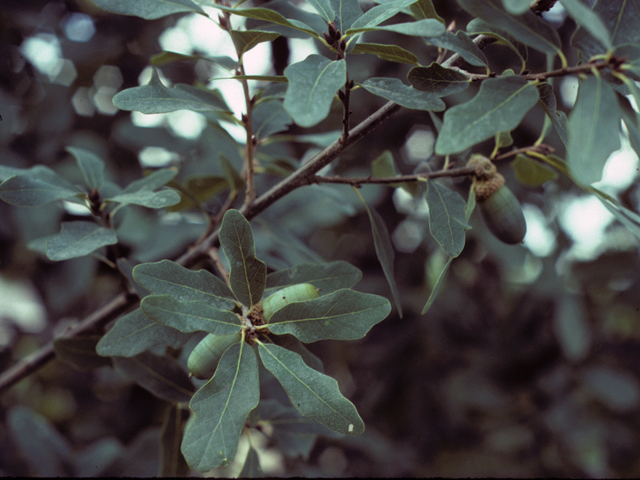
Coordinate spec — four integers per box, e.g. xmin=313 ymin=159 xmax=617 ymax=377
xmin=265 ymin=260 xmax=362 ymax=295
xmin=239 ymin=446 xmax=263 ymax=478
xmin=113 ymin=352 xmax=195 ymax=403
xmin=407 ymin=63 xmax=469 ymax=97
xmin=435 ymin=75 xmax=539 ymax=155
xmin=54 ymin=335 xmax=112 ymax=370
xmin=350 ymin=43 xmax=419 ymax=65
xmin=466 ymin=18 xmax=527 ymax=71
xmin=210 ymin=4 xmax=320 ymax=39
xmin=219 ymin=210 xmax=267 ymax=307
xmin=266 ymin=289 xmax=391 ymax=342
xmin=306 ymin=0 xmax=334 ymax=22
xmin=425 ymin=181 xmax=470 ymax=257
xmin=150 ymin=51 xmax=237 ymax=70
xmin=133 ymin=260 xmax=236 ymax=308
xmin=283 ymin=55 xmax=346 ymax=128
xmin=160 ymin=405 xmax=191 ymax=477
xmin=140 ymin=295 xmax=242 ymax=335
xmin=511 ymin=154 xmax=558 ymax=186
xmin=0 ymin=165 xmax=81 ymax=206
xmin=182 ymin=342 xmax=260 ymax=471
xmin=96 ymin=308 xmax=191 ymax=358
xmin=495 ymin=131 xmax=514 ymax=148
xmin=426 ymin=30 xmax=488 ymax=67
xmin=421 ymin=256 xmax=453 ymax=314
xmin=66 ymin=146 xmax=105 ymax=191
xmin=258 ymin=343 xmax=364 ymax=435
xmin=230 ymin=30 xmax=281 ymax=57
xmin=107 ymin=190 xmax=181 ymax=209
xmin=348 ymin=0 xmax=418 ymax=31
xmin=113 ymin=69 xmax=230 ymax=114
xmin=561 ymin=0 xmax=612 ymax=50
xmin=345 ymin=18 xmax=445 ymax=37
xmin=536 ymin=83 xmax=569 ymax=147
xmin=457 ymin=0 xmax=562 ymax=57
xmin=360 ymin=77 xmax=445 ymax=111
xmin=93 ymin=0 xmax=204 ymax=19
xmin=354 ymin=189 xmax=403 ymax=317
xmin=567 ymin=74 xmax=621 ymax=185
xmin=46 ymin=221 xmax=117 ymax=261
xmin=410 ymin=0 xmax=445 ymax=24
xmin=121 ymin=168 xmax=178 ymax=193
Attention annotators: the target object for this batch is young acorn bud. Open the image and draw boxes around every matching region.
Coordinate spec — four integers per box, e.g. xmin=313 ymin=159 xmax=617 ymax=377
xmin=475 ymin=173 xmax=526 ymax=244
xmin=187 ymin=331 xmax=242 ymax=379
xmin=261 ymin=283 xmax=319 ymax=322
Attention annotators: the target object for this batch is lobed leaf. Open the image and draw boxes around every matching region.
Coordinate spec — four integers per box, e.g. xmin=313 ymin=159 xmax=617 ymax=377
xmin=46 ymin=221 xmax=118 ymax=261
xmin=283 ymin=55 xmax=346 ymax=128
xmin=133 ymin=260 xmax=236 ymax=308
xmin=567 ymin=74 xmax=621 ymax=185
xmin=140 ymin=295 xmax=242 ymax=335
xmin=435 ymin=75 xmax=539 ymax=155
xmin=182 ymin=342 xmax=260 ymax=471
xmin=219 ymin=210 xmax=267 ymax=307
xmin=113 ymin=69 xmax=230 ymax=114
xmin=266 ymin=289 xmax=391 ymax=342
xmin=258 ymin=343 xmax=364 ymax=435
xmin=407 ymin=63 xmax=469 ymax=97
xmin=425 ymin=181 xmax=470 ymax=257
xmin=96 ymin=308 xmax=191 ymax=358
xmin=360 ymin=77 xmax=445 ymax=111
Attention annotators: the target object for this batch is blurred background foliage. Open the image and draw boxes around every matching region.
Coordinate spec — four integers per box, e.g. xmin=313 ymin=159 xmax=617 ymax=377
xmin=2 ymin=0 xmax=640 ymax=477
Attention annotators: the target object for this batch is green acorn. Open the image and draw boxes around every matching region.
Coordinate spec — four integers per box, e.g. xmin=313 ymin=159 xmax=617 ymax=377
xmin=261 ymin=283 xmax=319 ymax=322
xmin=475 ymin=172 xmax=526 ymax=245
xmin=187 ymin=332 xmax=242 ymax=379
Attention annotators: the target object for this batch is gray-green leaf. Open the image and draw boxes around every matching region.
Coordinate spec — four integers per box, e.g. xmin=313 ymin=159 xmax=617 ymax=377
xmin=407 ymin=63 xmax=469 ymax=97
xmin=360 ymin=77 xmax=445 ymax=111
xmin=0 ymin=165 xmax=81 ymax=206
xmin=96 ymin=308 xmax=191 ymax=358
xmin=561 ymin=0 xmax=612 ymax=50
xmin=46 ymin=221 xmax=117 ymax=261
xmin=113 ymin=352 xmax=195 ymax=403
xmin=345 ymin=18 xmax=445 ymax=37
xmin=265 ymin=260 xmax=362 ymax=295
xmin=425 ymin=181 xmax=470 ymax=257
xmin=93 ymin=0 xmax=205 ymax=19
xmin=67 ymin=146 xmax=105 ymax=191
xmin=259 ymin=343 xmax=364 ymax=435
xmin=113 ymin=69 xmax=230 ymax=114
xmin=219 ymin=210 xmax=267 ymax=307
xmin=230 ymin=30 xmax=281 ymax=57
xmin=133 ymin=260 xmax=236 ymax=308
xmin=457 ymin=0 xmax=561 ymax=57
xmin=348 ymin=0 xmax=418 ymax=31
xmin=182 ymin=342 xmax=260 ymax=471
xmin=435 ymin=75 xmax=539 ymax=155
xmin=567 ymin=74 xmax=621 ymax=185
xmin=536 ymin=83 xmax=569 ymax=147
xmin=107 ymin=190 xmax=181 ymax=209
xmin=267 ymin=289 xmax=391 ymax=342
xmin=140 ymin=295 xmax=242 ymax=335
xmin=283 ymin=55 xmax=346 ymax=128
xmin=426 ymin=30 xmax=488 ymax=67
xmin=501 ymin=0 xmax=530 ymax=14
xmin=350 ymin=43 xmax=419 ymax=65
